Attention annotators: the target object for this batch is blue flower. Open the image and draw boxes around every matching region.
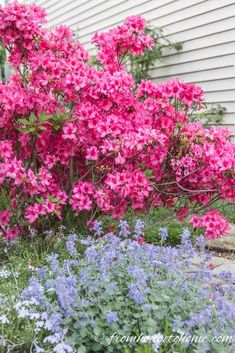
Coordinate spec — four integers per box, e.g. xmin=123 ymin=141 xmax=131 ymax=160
xmin=17 ymin=227 xmax=235 ymax=352
xmin=127 ymin=264 xmax=149 ymax=285
xmin=118 ymin=220 xmax=130 ymax=237
xmin=45 ymin=312 xmax=63 ymax=333
xmin=134 ymin=219 xmax=145 ymax=237
xmin=54 ymin=275 xmax=78 ymax=315
xmin=196 ymin=235 xmax=206 ymax=249
xmin=47 ymin=253 xmax=59 ymax=273
xmin=106 ymin=311 xmax=118 ymax=324
xmin=128 ymin=283 xmax=145 ymax=304
xmin=37 ymin=268 xmax=47 ymax=279
xmin=23 ymin=276 xmax=44 ymax=303
xmin=143 ymin=304 xmax=153 ymax=311
xmin=92 ymin=220 xmax=103 ymax=236
xmin=220 ymin=271 xmax=232 ymax=281
xmin=158 ymin=227 xmax=168 ymax=242
xmin=66 ymin=234 xmax=78 ymax=257
xmin=180 ymin=228 xmax=194 ymax=255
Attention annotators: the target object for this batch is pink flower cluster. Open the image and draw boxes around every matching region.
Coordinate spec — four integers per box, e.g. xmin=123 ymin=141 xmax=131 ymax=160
xmin=190 ymin=210 xmax=230 ymax=239
xmin=70 ymin=182 xmax=94 ymax=212
xmin=0 ymin=1 xmax=235 ymax=240
xmin=92 ymin=16 xmax=154 ymax=72
xmin=0 ymin=1 xmax=46 ymax=67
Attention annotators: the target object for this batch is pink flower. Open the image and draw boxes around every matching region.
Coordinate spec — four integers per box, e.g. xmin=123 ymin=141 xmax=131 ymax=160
xmin=3 ymin=227 xmax=20 ymax=240
xmin=115 ymin=153 xmax=125 ymax=165
xmin=86 ymin=146 xmax=99 ymax=161
xmin=92 ymin=15 xmax=153 ymax=72
xmin=137 ymin=237 xmax=145 ymax=244
xmin=45 ymin=200 xmax=56 ymax=214
xmin=0 ymin=1 xmax=234 ymax=237
xmin=176 ymin=206 xmax=189 ymax=221
xmin=190 ymin=210 xmax=230 ymax=239
xmin=0 ymin=210 xmax=12 ymax=227
xmin=25 ymin=202 xmax=47 ymax=224
xmin=0 ymin=1 xmax=46 ymax=67
xmin=62 ymin=123 xmax=78 ymax=140
xmin=0 ymin=140 xmax=13 ymax=159
xmin=70 ymin=182 xmax=95 ymax=212
xmin=25 ymin=205 xmax=40 ymax=224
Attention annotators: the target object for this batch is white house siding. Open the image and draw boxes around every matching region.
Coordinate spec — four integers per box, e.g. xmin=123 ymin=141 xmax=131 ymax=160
xmin=25 ymin=0 xmax=235 ymax=136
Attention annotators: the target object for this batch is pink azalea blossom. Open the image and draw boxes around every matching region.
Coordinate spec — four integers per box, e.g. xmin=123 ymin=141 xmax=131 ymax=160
xmin=0 ymin=1 xmax=234 ymax=239
xmin=3 ymin=227 xmax=20 ymax=241
xmin=190 ymin=210 xmax=231 ymax=239
xmin=0 ymin=210 xmax=12 ymax=227
xmin=86 ymin=146 xmax=99 ymax=161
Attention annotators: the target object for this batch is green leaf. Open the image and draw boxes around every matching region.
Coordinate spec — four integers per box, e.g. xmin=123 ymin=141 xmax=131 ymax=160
xmin=39 ymin=114 xmax=50 ymax=122
xmin=18 ymin=119 xmax=31 ymax=125
xmin=77 ymin=345 xmax=86 ymax=353
xmin=137 ymin=162 xmax=146 ymax=168
xmin=38 ymin=126 xmax=46 ymax=131
xmin=56 ymin=109 xmax=63 ymax=118
xmin=47 ymin=194 xmax=60 ymax=203
xmin=18 ymin=126 xmax=36 ymax=134
xmin=28 ymin=127 xmax=36 ymax=133
xmin=18 ymin=127 xmax=29 ymax=133
xmin=50 ymin=115 xmax=59 ymax=121
xmin=91 ymin=343 xmax=102 ymax=352
xmin=144 ymin=169 xmax=154 ymax=179
xmin=93 ymin=326 xmax=101 ymax=336
xmin=36 ymin=197 xmax=45 ymax=204
xmin=29 ymin=112 xmax=36 ymax=122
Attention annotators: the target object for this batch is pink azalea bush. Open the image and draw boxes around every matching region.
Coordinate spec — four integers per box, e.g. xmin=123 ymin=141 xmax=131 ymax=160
xmin=0 ymin=1 xmax=235 ymax=240
xmin=190 ymin=210 xmax=231 ymax=240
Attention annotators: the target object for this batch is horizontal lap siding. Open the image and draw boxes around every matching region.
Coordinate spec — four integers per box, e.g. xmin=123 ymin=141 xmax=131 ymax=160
xmin=28 ymin=0 xmax=235 ymax=136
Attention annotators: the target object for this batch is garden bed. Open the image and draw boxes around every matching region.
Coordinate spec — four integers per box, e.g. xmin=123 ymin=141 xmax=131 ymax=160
xmin=0 ymin=225 xmax=235 ymax=353
xmin=0 ymin=1 xmax=235 ymax=352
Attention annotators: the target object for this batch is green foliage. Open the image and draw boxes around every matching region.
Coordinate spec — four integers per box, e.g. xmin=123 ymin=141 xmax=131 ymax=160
xmin=0 ymin=43 xmax=5 ymax=66
xmin=210 ymin=200 xmax=235 ymax=224
xmin=191 ymin=103 xmax=227 ymax=128
xmin=0 ymin=42 xmax=6 ymax=80
xmin=129 ymin=26 xmax=182 ymax=83
xmin=0 ymin=231 xmax=80 ymax=352
xmin=1 ymin=233 xmax=233 ymax=352
xmin=129 ymin=207 xmax=201 ymax=246
xmin=17 ymin=110 xmax=75 ymax=136
xmin=98 ymin=207 xmax=200 ymax=247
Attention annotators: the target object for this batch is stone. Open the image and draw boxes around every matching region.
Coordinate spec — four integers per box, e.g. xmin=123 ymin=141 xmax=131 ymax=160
xmin=209 ymin=256 xmax=233 ymax=267
xmin=211 ymin=263 xmax=235 ymax=276
xmin=185 ymin=264 xmax=200 ymax=273
xmin=191 ymin=255 xmax=203 ymax=266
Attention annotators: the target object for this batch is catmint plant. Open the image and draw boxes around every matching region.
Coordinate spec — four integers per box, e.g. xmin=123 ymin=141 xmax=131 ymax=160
xmin=9 ymin=223 xmax=235 ymax=353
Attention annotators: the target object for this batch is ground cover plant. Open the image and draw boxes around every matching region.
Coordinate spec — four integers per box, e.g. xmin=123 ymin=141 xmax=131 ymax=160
xmin=0 ymin=223 xmax=234 ymax=353
xmin=1 ymin=1 xmax=235 ymax=241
